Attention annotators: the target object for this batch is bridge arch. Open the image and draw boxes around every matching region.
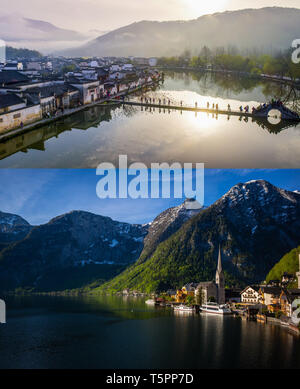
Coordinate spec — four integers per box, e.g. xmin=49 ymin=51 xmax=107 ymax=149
xmin=254 ymin=103 xmax=299 ymax=121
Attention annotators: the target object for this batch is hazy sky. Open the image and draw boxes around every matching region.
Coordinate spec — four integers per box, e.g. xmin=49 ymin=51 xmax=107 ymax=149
xmin=1 ymin=0 xmax=299 ymax=32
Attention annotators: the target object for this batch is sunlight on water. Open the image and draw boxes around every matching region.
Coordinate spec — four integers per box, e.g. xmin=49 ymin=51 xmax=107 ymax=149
xmin=0 ymin=72 xmax=299 ymax=168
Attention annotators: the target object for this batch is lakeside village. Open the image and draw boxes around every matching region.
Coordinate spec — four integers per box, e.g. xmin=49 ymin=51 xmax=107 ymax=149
xmin=123 ymin=249 xmax=300 ymax=335
xmin=0 ymin=56 xmax=161 ymax=135
xmin=1 ymin=54 xmax=300 ymax=137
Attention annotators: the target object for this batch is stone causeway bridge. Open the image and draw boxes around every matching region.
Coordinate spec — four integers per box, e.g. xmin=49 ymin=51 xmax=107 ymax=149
xmin=112 ymin=99 xmax=300 ymax=122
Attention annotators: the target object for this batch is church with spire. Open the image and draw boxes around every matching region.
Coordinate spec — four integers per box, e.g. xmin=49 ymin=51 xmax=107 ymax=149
xmin=215 ymin=246 xmax=225 ymax=304
xmin=194 ymin=245 xmax=226 ymax=305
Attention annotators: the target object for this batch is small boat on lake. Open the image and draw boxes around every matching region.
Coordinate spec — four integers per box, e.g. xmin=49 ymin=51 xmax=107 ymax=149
xmin=145 ymin=299 xmax=156 ymax=305
xmin=173 ymin=304 xmax=195 ymax=312
xmin=200 ymin=302 xmax=232 ymax=315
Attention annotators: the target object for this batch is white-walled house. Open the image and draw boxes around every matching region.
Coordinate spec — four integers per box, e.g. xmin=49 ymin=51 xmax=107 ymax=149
xmin=122 ymin=64 xmax=134 ymax=71
xmin=69 ymin=79 xmax=101 ymax=105
xmin=110 ymin=64 xmax=121 ymax=73
xmin=240 ymin=286 xmax=260 ymax=304
xmin=0 ymin=93 xmax=41 ymax=133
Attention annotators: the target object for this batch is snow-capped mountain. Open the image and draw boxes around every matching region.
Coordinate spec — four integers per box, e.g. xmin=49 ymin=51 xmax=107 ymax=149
xmin=102 ymin=180 xmax=300 ymax=292
xmin=0 ymin=210 xmax=148 ymax=291
xmin=0 ymin=211 xmax=32 ymax=250
xmin=215 ymin=180 xmax=300 ymax=236
xmin=1 ymin=181 xmax=300 ymax=292
xmin=0 ymin=201 xmax=204 ymax=292
xmin=139 ymin=199 xmax=204 ymax=262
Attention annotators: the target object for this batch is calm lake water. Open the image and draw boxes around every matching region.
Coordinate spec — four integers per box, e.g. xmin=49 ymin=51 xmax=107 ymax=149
xmin=1 ymin=295 xmax=300 ymax=369
xmin=0 ymin=72 xmax=299 ymax=168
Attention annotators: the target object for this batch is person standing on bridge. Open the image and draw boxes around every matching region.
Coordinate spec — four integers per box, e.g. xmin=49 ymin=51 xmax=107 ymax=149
xmin=195 ymin=102 xmax=198 ymax=108
xmin=180 ymin=101 xmax=183 ymax=107
xmin=239 ymin=106 xmax=243 ymax=112
xmin=227 ymin=104 xmax=231 ymax=112
xmin=207 ymin=102 xmax=210 ymax=109
xmin=212 ymin=103 xmax=215 ymax=110
xmin=216 ymin=103 xmax=219 ymax=111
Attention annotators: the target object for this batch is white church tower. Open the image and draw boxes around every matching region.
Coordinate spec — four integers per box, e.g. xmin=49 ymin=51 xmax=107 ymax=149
xmin=215 ymin=246 xmax=225 ymax=305
xmin=297 ymin=254 xmax=300 ymax=289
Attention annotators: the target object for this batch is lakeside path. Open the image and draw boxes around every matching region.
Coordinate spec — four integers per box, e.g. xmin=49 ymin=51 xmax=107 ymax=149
xmin=0 ymin=81 xmax=159 ymax=142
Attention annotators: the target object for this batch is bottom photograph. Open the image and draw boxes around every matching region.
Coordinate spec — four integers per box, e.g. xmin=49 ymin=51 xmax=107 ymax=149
xmin=0 ymin=168 xmax=300 ymax=370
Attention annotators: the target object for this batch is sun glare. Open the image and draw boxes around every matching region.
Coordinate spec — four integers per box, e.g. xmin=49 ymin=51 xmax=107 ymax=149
xmin=184 ymin=0 xmax=229 ymax=17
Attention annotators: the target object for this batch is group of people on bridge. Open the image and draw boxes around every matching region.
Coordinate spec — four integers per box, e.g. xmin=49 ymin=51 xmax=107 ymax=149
xmin=138 ymin=95 xmax=299 ymax=120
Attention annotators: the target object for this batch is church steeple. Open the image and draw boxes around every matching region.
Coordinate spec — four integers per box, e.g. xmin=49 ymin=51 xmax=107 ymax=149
xmin=217 ymin=245 xmax=223 ymax=273
xmin=215 ymin=244 xmax=225 ymax=305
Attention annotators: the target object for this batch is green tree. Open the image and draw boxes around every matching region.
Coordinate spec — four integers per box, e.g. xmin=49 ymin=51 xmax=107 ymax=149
xmin=186 ymin=295 xmax=195 ymax=306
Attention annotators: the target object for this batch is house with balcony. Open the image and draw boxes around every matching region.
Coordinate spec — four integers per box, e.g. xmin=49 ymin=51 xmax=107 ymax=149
xmin=240 ymin=286 xmax=260 ymax=304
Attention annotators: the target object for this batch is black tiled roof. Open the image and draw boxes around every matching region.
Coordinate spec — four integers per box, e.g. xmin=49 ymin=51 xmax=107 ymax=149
xmin=0 ymin=71 xmax=29 ymax=85
xmin=27 ymin=84 xmax=78 ymax=98
xmin=260 ymin=286 xmax=282 ymax=296
xmin=0 ymin=93 xmax=25 ymax=109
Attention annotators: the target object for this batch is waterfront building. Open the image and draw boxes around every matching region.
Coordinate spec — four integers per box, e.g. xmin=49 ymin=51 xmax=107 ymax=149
xmin=194 ymin=281 xmax=217 ymax=304
xmin=194 ymin=246 xmax=226 ymax=304
xmin=32 ymin=84 xmax=80 ymax=113
xmin=176 ymin=283 xmax=198 ymax=302
xmin=68 ymin=78 xmax=102 ymax=105
xmin=0 ymin=93 xmax=41 ymax=133
xmin=240 ymin=286 xmax=260 ymax=304
xmin=280 ymin=289 xmax=300 ymax=317
xmin=259 ymin=286 xmax=281 ymax=306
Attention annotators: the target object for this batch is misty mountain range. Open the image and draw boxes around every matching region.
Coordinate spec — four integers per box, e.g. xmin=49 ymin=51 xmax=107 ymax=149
xmin=67 ymin=7 xmax=300 ymax=57
xmin=1 ymin=7 xmax=299 ymax=56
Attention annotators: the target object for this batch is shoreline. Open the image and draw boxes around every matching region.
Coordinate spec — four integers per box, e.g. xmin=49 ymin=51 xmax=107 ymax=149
xmin=157 ymin=66 xmax=300 ymax=88
xmin=0 ymin=79 xmax=162 ymax=142
xmin=3 ymin=290 xmax=299 ymax=336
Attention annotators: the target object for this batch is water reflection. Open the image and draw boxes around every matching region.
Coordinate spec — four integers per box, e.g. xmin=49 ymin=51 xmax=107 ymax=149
xmin=1 ymin=295 xmax=300 ymax=369
xmin=0 ymin=73 xmax=299 ymax=168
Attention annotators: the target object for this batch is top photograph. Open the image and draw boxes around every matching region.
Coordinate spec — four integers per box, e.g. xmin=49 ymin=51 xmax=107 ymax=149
xmin=0 ymin=2 xmax=299 ymax=168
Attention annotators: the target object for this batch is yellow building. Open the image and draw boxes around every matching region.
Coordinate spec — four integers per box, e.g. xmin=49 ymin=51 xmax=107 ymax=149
xmin=176 ymin=283 xmax=197 ymax=302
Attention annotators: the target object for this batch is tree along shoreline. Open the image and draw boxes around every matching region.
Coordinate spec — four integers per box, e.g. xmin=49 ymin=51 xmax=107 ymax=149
xmin=156 ymin=66 xmax=300 ymax=89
